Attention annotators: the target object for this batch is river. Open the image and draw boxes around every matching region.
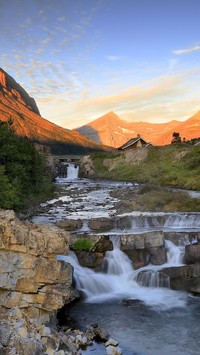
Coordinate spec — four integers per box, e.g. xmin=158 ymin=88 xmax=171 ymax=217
xmin=32 ymin=163 xmax=200 ymax=355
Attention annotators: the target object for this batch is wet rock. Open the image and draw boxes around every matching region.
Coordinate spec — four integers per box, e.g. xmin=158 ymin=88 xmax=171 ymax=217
xmin=122 ymin=299 xmax=144 ymax=308
xmin=185 ymin=242 xmax=200 ymax=264
xmin=121 ymin=231 xmax=164 ymax=249
xmin=92 ymin=236 xmax=113 ymax=253
xmin=91 ymin=324 xmax=109 ymax=342
xmin=106 ymin=345 xmax=123 ymax=355
xmin=115 ymin=216 xmax=132 ymax=230
xmin=121 ymin=232 xmax=166 ymax=267
xmin=164 ymin=232 xmax=200 ymax=246
xmin=56 ymin=219 xmax=83 ymax=231
xmin=162 ymin=263 xmax=200 ymax=293
xmin=75 ymin=251 xmax=99 ymax=268
xmin=149 ymin=246 xmax=167 ymax=265
xmin=122 ymin=248 xmax=149 ymax=269
xmin=88 ymin=218 xmax=114 ymax=231
xmin=106 ymin=338 xmax=119 ymax=347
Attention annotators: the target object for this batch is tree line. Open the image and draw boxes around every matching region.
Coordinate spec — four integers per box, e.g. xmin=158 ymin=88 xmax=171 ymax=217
xmin=0 ymin=121 xmax=53 ymax=210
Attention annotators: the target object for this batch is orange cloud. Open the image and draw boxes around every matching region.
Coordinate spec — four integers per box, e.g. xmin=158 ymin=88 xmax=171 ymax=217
xmin=36 ymin=69 xmax=200 ymax=129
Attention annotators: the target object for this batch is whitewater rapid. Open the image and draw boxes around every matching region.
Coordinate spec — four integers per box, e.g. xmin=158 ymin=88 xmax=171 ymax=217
xmin=58 ymin=236 xmax=189 ymax=310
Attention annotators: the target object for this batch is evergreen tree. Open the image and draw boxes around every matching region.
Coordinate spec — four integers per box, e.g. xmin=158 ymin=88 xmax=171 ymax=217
xmin=0 ymin=122 xmax=53 ymax=210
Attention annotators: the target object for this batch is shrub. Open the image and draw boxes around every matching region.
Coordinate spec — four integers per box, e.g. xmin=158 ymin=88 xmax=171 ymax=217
xmin=72 ymin=238 xmax=93 ymax=251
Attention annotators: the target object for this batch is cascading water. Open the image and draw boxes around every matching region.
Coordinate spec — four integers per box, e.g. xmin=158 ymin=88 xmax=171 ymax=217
xmin=136 ymin=270 xmax=170 ymax=288
xmin=129 ymin=239 xmax=185 ymax=288
xmin=66 ymin=163 xmax=79 ymax=180
xmin=57 ymin=162 xmax=79 ymax=180
xmin=116 ymin=213 xmax=200 ymax=232
xmin=58 ymin=236 xmax=188 ymax=310
xmin=165 ymin=239 xmax=185 ymax=266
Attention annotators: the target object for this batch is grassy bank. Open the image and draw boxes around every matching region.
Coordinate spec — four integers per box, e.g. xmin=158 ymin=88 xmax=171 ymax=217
xmin=90 ymin=145 xmax=200 ymax=191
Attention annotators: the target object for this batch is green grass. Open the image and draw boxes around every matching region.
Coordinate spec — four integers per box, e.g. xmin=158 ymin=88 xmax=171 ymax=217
xmin=90 ymin=145 xmax=200 ymax=190
xmin=72 ymin=238 xmax=94 ymax=251
xmin=137 ymin=186 xmax=200 ymax=212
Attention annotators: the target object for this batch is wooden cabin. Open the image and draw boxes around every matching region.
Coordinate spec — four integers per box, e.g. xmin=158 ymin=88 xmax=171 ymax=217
xmin=117 ymin=134 xmax=152 ymax=151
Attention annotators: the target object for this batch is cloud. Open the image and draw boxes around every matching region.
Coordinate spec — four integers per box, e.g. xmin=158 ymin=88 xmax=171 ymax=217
xmin=172 ymin=45 xmax=200 ymax=55
xmin=35 ymin=69 xmax=200 ymax=129
xmin=106 ymin=55 xmax=121 ymax=61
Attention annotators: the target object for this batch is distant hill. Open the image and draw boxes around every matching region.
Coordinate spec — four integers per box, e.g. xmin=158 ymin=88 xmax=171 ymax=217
xmin=75 ymin=111 xmax=200 ymax=147
xmin=74 ymin=111 xmax=182 ymax=147
xmin=154 ymin=111 xmax=200 ymax=145
xmin=0 ymin=68 xmax=103 ymax=154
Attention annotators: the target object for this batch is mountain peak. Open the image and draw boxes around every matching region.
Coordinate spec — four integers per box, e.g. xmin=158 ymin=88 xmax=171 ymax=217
xmin=0 ymin=68 xmax=105 ymax=154
xmin=0 ymin=68 xmax=40 ymax=115
xmin=75 ymin=110 xmax=200 ymax=147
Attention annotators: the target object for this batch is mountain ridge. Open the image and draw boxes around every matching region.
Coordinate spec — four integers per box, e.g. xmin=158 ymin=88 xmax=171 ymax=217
xmin=74 ymin=111 xmax=200 ymax=147
xmin=0 ymin=68 xmax=104 ymax=154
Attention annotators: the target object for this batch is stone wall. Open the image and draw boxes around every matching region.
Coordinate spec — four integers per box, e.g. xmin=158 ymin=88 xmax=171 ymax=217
xmin=79 ymin=155 xmax=96 ymax=178
xmin=0 ymin=209 xmax=78 ymax=324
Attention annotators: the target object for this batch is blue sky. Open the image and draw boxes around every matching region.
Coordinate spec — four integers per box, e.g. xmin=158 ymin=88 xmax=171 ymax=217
xmin=1 ymin=0 xmax=200 ymax=128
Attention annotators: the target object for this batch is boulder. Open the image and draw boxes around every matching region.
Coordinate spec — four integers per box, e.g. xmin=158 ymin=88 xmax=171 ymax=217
xmin=56 ymin=219 xmax=83 ymax=231
xmin=164 ymin=231 xmax=200 ymax=246
xmin=122 ymin=248 xmax=149 ymax=269
xmin=72 ymin=235 xmax=113 ymax=270
xmin=162 ymin=263 xmax=200 ymax=293
xmin=91 ymin=324 xmax=109 ymax=342
xmin=88 ymin=218 xmax=114 ymax=231
xmin=75 ymin=251 xmax=98 ymax=268
xmin=79 ymin=155 xmax=96 ymax=178
xmin=149 ymin=246 xmax=167 ymax=265
xmin=185 ymin=242 xmax=200 ymax=264
xmin=121 ymin=232 xmax=166 ymax=267
xmin=106 ymin=338 xmax=119 ymax=347
xmin=121 ymin=231 xmax=164 ymax=249
xmin=106 ymin=345 xmax=123 ymax=355
xmin=92 ymin=236 xmax=113 ymax=253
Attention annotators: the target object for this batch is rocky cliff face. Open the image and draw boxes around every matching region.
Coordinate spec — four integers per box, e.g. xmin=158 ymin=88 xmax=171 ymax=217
xmin=0 ymin=209 xmax=78 ymax=323
xmin=0 ymin=68 xmax=103 ymax=154
xmin=0 ymin=68 xmax=40 ymax=115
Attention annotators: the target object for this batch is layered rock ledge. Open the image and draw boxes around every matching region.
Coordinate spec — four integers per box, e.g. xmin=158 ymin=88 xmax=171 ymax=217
xmin=0 ymin=209 xmax=78 ymax=322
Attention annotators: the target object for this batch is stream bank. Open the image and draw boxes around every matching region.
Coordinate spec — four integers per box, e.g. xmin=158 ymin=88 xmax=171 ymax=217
xmin=2 ymin=161 xmax=200 ymax=354
xmin=29 ymin=169 xmax=200 ymax=354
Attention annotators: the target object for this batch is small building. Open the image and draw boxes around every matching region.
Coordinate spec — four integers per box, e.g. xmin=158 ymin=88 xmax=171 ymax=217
xmin=194 ymin=141 xmax=200 ymax=146
xmin=117 ymin=134 xmax=152 ymax=151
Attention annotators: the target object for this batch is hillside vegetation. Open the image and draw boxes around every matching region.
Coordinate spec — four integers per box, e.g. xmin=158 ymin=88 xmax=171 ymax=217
xmin=90 ymin=144 xmax=200 ymax=190
xmin=0 ymin=122 xmax=53 ymax=210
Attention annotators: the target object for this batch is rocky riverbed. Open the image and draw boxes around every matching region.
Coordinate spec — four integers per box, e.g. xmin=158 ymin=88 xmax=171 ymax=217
xmin=2 ymin=175 xmax=200 ymax=354
xmin=0 ymin=209 xmax=122 ymax=354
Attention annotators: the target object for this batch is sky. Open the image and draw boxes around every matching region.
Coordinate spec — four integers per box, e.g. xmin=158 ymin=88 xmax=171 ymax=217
xmin=1 ymin=0 xmax=200 ymax=129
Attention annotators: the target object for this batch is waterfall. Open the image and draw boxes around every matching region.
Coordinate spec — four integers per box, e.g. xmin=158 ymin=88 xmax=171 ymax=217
xmin=66 ymin=163 xmax=79 ymax=180
xmin=57 ymin=162 xmax=79 ymax=180
xmin=137 ymin=270 xmax=170 ymax=288
xmin=58 ymin=236 xmax=188 ymax=309
xmin=165 ymin=239 xmax=185 ymax=266
xmin=116 ymin=213 xmax=200 ymax=231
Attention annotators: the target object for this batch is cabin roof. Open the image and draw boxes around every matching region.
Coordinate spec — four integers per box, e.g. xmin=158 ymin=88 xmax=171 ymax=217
xmin=194 ymin=141 xmax=200 ymax=146
xmin=118 ymin=136 xmax=150 ymax=150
